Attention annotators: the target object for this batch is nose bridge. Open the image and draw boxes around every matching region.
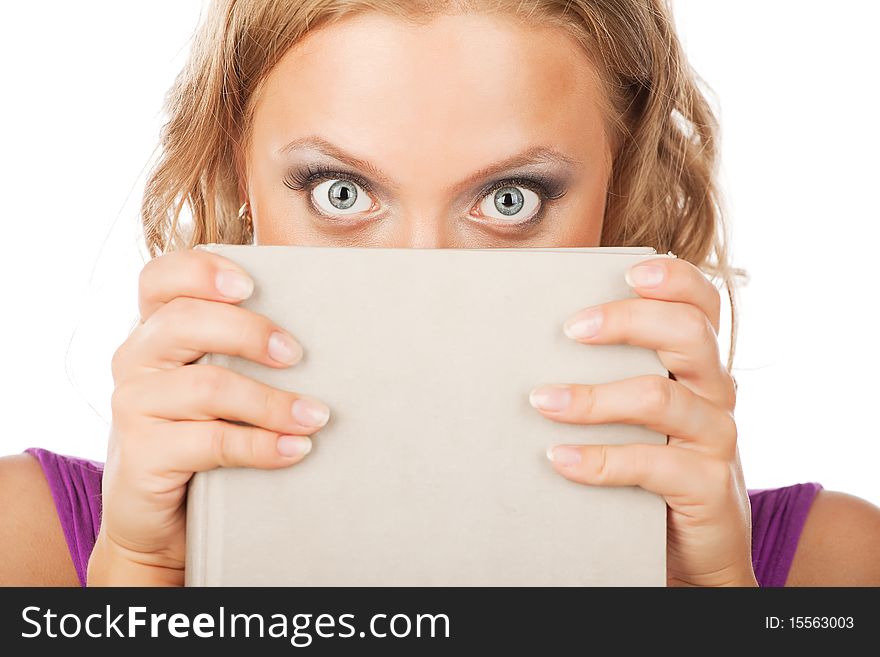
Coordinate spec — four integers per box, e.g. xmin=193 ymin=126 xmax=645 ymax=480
xmin=386 ymin=196 xmax=452 ymax=248
xmin=400 ymin=216 xmax=445 ymax=248
xmin=381 ymin=142 xmax=463 ymax=248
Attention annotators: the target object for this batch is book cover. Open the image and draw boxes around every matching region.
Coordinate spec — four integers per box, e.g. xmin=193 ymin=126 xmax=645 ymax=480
xmin=186 ymin=245 xmax=673 ymax=586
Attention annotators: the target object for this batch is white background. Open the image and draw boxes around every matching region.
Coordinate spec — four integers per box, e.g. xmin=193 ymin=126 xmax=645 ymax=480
xmin=1 ymin=1 xmax=877 ymax=505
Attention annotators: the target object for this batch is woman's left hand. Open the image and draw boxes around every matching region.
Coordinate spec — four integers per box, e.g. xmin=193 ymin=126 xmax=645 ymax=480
xmin=530 ymin=257 xmax=757 ymax=587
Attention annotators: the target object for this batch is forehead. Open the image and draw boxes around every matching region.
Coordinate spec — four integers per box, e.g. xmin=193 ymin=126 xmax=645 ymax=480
xmin=249 ymin=11 xmax=610 ymax=179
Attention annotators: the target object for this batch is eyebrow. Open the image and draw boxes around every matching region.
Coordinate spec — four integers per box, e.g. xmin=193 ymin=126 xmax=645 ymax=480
xmin=276 ymin=135 xmax=582 ymax=192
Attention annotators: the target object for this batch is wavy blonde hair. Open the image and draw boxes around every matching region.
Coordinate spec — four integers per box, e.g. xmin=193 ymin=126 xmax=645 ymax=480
xmin=141 ymin=0 xmax=746 ymax=370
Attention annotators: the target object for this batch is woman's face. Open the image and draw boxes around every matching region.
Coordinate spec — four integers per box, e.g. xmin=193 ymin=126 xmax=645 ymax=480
xmin=244 ymin=11 xmax=613 ymax=248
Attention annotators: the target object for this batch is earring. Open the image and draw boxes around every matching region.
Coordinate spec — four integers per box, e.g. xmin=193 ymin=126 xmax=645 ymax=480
xmin=237 ymin=201 xmax=253 ymax=235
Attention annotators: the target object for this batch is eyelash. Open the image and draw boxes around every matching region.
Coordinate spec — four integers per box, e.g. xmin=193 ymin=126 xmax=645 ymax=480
xmin=284 ymin=163 xmax=377 ymax=195
xmin=282 ymin=163 xmax=567 ymax=227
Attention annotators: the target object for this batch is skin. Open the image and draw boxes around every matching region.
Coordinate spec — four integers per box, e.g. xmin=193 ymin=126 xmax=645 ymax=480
xmin=2 ymin=11 xmax=879 ymax=587
xmin=245 ymin=13 xmax=609 ymax=248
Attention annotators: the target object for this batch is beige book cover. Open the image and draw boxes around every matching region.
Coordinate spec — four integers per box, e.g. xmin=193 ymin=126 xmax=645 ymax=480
xmin=185 ymin=244 xmax=673 ymax=586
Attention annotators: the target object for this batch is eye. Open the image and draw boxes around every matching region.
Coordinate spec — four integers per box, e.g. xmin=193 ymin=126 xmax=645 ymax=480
xmin=475 ymin=184 xmax=542 ymax=224
xmin=311 ymin=179 xmax=374 ymax=216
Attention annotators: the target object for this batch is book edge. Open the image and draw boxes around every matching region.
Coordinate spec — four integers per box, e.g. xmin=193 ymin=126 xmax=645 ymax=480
xmin=184 ymin=351 xmax=217 ymax=587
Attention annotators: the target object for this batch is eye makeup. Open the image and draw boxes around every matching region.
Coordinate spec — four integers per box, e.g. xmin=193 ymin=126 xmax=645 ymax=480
xmin=467 ymin=174 xmax=567 ymax=230
xmin=283 ymin=162 xmax=376 ymax=195
xmin=282 ymin=162 xmax=571 ymax=230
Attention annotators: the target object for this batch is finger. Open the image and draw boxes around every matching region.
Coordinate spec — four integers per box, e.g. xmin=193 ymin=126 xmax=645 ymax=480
xmin=624 ymin=257 xmax=722 ymax=335
xmin=114 ymin=365 xmax=331 ymax=436
xmin=156 ymin=419 xmax=314 ymax=473
xmin=113 ymin=296 xmax=303 ymax=383
xmin=562 ymin=297 xmax=734 ymax=410
xmin=138 ymin=249 xmax=256 ymax=322
xmin=529 ymin=375 xmax=736 ymax=458
xmin=545 ymin=441 xmax=729 ymax=503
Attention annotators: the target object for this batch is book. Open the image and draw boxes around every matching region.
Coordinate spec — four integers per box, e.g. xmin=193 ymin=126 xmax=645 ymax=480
xmin=185 ymin=244 xmax=674 ymax=586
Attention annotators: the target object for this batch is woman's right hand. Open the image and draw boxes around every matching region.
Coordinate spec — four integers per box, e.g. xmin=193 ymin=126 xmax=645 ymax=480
xmin=87 ymin=249 xmax=331 ymax=586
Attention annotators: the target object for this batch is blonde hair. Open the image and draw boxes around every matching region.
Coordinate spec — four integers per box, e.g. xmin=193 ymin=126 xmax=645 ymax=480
xmin=142 ymin=0 xmax=746 ymax=371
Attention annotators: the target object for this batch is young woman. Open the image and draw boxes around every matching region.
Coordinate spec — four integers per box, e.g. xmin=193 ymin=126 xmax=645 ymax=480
xmin=3 ymin=0 xmax=879 ymax=587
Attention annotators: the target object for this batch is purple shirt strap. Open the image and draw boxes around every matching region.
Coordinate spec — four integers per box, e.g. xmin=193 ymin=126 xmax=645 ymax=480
xmin=25 ymin=447 xmax=104 ymax=588
xmin=749 ymin=481 xmax=823 ymax=587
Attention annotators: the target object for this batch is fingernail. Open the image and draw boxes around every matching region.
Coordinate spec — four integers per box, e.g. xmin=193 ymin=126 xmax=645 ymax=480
xmin=268 ymin=331 xmax=303 ymax=365
xmin=626 ymin=264 xmax=664 ymax=288
xmin=529 ymin=385 xmax=572 ymax=412
xmin=546 ymin=445 xmax=582 ymax=466
xmin=215 ymin=269 xmax=254 ymax=300
xmin=291 ymin=398 xmax=330 ymax=428
xmin=277 ymin=435 xmax=312 ymax=457
xmin=563 ymin=308 xmax=603 ymax=339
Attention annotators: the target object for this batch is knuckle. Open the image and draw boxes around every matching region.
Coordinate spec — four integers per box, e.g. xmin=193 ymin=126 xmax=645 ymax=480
xmin=110 ymin=383 xmax=133 ymax=419
xmin=158 ymin=295 xmax=198 ymax=325
xmin=718 ymin=410 xmax=739 ymax=456
xmin=705 ymin=457 xmax=733 ymax=498
xmin=723 ymin=375 xmax=738 ymax=411
xmin=259 ymin=384 xmax=277 ymax=425
xmin=721 ymin=409 xmax=738 ymax=442
xmin=208 ymin=421 xmax=263 ymax=467
xmin=109 ymin=382 xmax=144 ymax=439
xmin=109 ymin=420 xmax=139 ymax=457
xmin=638 ymin=376 xmax=672 ymax=415
xmin=594 ymin=444 xmax=612 ymax=484
xmin=709 ymin=283 xmax=722 ymax=322
xmin=144 ymin=296 xmax=198 ymax=340
xmin=110 ymin=343 xmax=128 ymax=382
xmin=190 ymin=364 xmax=227 ymax=401
xmin=247 ymin=429 xmax=262 ymax=463
xmin=577 ymin=384 xmax=599 ymax=422
xmin=137 ymin=256 xmax=157 ymax=294
xmin=187 ymin=249 xmax=227 ymax=291
xmin=683 ymin=305 xmax=715 ymax=348
xmin=207 ymin=421 xmax=232 ymax=467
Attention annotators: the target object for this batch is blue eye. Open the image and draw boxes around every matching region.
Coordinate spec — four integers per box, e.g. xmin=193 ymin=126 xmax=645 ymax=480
xmin=311 ymin=179 xmax=373 ymax=215
xmin=477 ymin=185 xmax=541 ymax=224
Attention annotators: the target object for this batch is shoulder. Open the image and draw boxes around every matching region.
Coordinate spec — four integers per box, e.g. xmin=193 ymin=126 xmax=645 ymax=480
xmin=0 ymin=452 xmax=80 ymax=585
xmin=787 ymin=488 xmax=880 ymax=586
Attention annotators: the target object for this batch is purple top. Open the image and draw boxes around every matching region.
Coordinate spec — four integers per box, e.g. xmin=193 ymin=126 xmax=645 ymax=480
xmin=24 ymin=447 xmax=823 ymax=587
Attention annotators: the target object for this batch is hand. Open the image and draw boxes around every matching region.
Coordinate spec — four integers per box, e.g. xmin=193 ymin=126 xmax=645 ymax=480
xmin=530 ymin=257 xmax=756 ymax=587
xmin=88 ymin=249 xmax=331 ymax=586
